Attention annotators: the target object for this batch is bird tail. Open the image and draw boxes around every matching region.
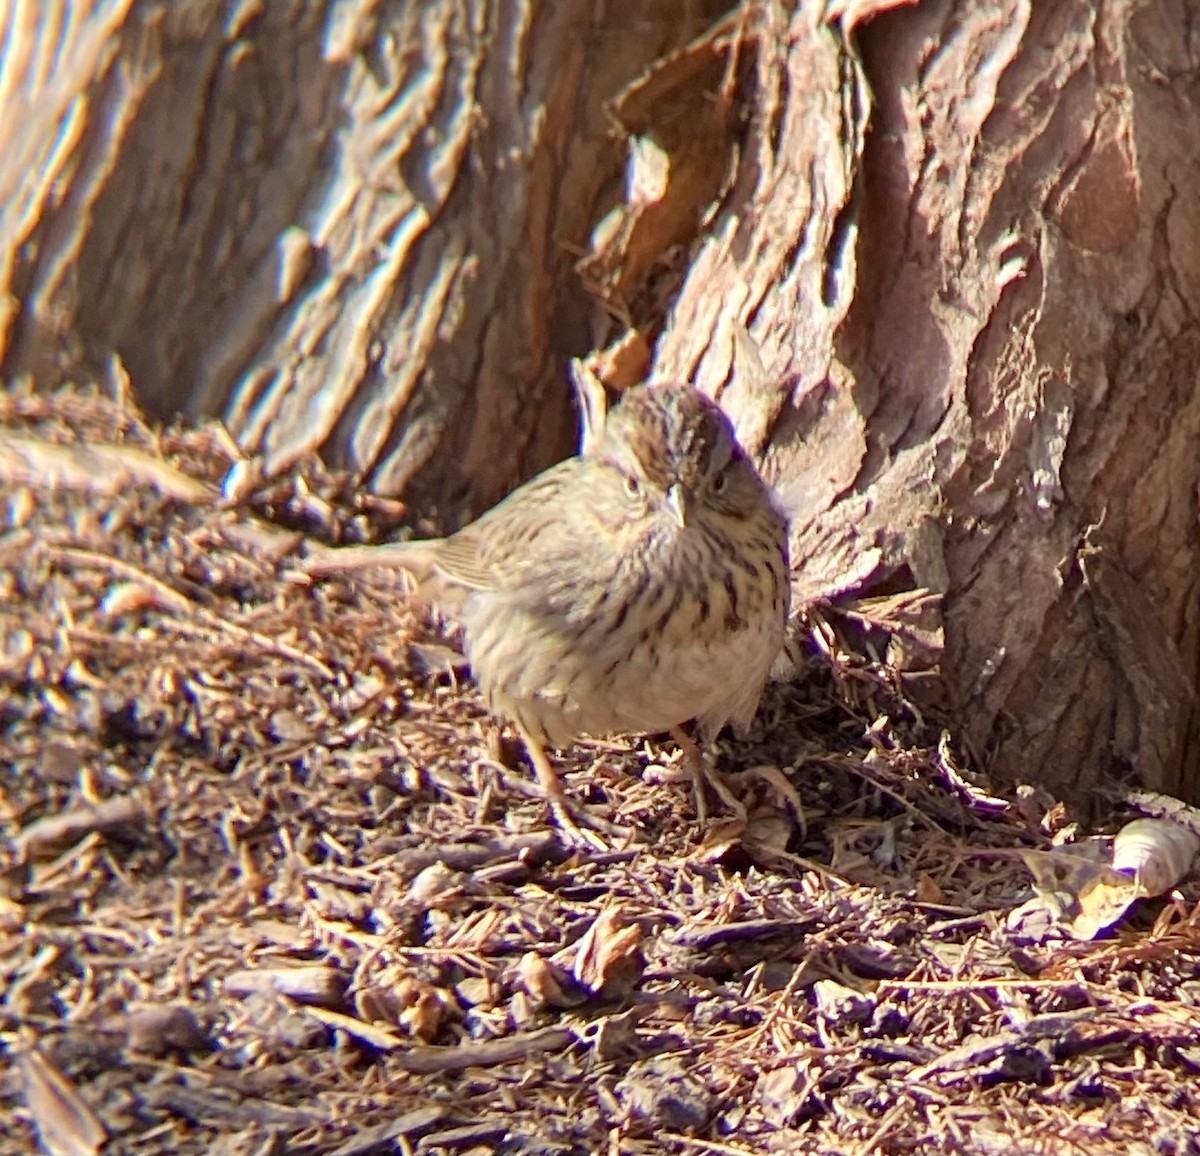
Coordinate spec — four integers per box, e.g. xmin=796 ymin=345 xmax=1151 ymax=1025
xmin=294 ymin=539 xmax=440 ymax=585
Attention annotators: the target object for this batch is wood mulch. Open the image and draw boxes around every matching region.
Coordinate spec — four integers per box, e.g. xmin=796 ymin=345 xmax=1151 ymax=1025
xmin=2 ymin=386 xmax=1200 ymax=1156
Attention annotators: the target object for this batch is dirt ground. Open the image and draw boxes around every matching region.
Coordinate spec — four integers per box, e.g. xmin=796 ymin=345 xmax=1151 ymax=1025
xmin=2 ymin=387 xmax=1200 ymax=1156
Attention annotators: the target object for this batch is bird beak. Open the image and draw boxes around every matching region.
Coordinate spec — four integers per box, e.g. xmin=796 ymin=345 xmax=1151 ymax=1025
xmin=666 ymin=483 xmax=688 ymax=527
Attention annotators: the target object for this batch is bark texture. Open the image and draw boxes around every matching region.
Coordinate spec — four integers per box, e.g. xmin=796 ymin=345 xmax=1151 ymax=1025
xmin=3 ymin=0 xmax=1199 ymax=804
xmin=847 ymin=0 xmax=1200 ymax=801
xmin=0 ymin=0 xmax=731 ymax=521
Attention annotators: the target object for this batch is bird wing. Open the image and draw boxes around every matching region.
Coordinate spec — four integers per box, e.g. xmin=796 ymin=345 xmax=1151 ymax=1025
xmin=431 ymin=461 xmax=581 ymax=594
xmin=430 ymin=528 xmax=496 ymax=591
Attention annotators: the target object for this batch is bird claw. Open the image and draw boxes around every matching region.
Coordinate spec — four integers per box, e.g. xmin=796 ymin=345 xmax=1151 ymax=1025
xmin=693 ymin=763 xmax=748 ymax=826
xmin=548 ymin=797 xmax=621 ymax=853
xmin=669 ymin=725 xmax=747 ymax=825
xmin=516 ymin=722 xmax=631 ymax=852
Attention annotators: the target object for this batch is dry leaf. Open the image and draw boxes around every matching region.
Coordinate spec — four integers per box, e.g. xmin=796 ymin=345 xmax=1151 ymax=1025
xmin=741 ymin=812 xmax=794 ymax=856
xmin=572 ymin=908 xmax=645 ymax=997
xmin=692 ymin=816 xmax=749 ymax=861
xmin=934 ymin=732 xmax=1009 ymax=812
xmin=1015 ymin=818 xmax=1200 ymax=942
xmin=515 ymin=952 xmax=579 ymax=1009
xmin=1007 ymin=892 xmax=1072 ymax=942
xmin=743 ymin=764 xmax=807 ymax=834
xmin=1017 ymin=848 xmax=1139 ymax=941
xmin=572 ymin=335 xmax=653 ymax=397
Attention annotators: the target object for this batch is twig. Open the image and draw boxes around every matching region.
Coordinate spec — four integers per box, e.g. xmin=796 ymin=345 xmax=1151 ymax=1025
xmin=158 ymin=616 xmax=333 ymax=680
xmin=47 ymin=545 xmax=335 ymax=679
xmin=660 ymin=1133 xmax=758 ymax=1156
xmin=392 ymin=1026 xmax=575 ymax=1074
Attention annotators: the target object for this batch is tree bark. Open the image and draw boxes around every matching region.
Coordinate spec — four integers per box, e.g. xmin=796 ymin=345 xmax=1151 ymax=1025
xmin=3 ymin=0 xmax=1199 ymax=806
xmin=0 ymin=0 xmax=730 ymax=522
xmin=845 ymin=0 xmax=1200 ymax=802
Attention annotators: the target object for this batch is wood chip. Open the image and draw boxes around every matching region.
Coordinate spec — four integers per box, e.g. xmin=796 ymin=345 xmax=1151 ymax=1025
xmin=120 ymin=1003 xmax=209 ymax=1055
xmin=14 ymin=1043 xmax=107 ymax=1156
xmin=0 ymin=434 xmax=213 ymax=503
xmin=327 ymin=1107 xmax=451 ymax=1156
xmin=14 ymin=796 xmax=145 ymax=854
xmin=390 ymin=1026 xmax=575 ymax=1075
xmin=223 ymin=966 xmax=348 ymax=1008
xmin=303 ymin=1006 xmax=405 ymax=1050
xmin=416 ymin=1122 xmax=508 ymax=1151
xmin=141 ymin=1083 xmax=322 ymax=1128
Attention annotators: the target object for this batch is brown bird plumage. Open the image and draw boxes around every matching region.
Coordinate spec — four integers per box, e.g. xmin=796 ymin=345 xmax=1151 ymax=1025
xmin=305 ymin=382 xmax=790 ymax=843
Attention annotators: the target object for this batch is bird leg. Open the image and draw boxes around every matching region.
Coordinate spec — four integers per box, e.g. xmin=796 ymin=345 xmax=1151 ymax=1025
xmin=669 ymin=725 xmax=747 ymax=825
xmin=515 ymin=723 xmax=621 ymax=851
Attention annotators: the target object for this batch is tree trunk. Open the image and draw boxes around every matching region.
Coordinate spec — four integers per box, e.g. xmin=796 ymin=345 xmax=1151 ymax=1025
xmin=3 ymin=0 xmax=1198 ymax=806
xmin=0 ymin=0 xmax=731 ymax=521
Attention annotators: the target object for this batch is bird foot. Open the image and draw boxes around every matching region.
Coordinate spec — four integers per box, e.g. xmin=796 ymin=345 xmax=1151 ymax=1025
xmin=547 ymin=796 xmax=625 ymax=853
xmin=516 ymin=723 xmax=630 ymax=852
xmin=669 ymin=726 xmax=747 ymax=826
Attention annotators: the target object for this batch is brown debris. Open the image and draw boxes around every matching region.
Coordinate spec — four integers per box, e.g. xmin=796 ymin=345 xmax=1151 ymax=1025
xmin=571 ymin=906 xmax=646 ymax=997
xmin=325 ymin=1107 xmax=450 ymax=1156
xmin=13 ymin=795 xmax=146 ymax=855
xmin=614 ymin=1055 xmax=715 ymax=1133
xmin=0 ymin=431 xmax=213 ymax=504
xmin=223 ymin=965 xmax=348 ymax=1008
xmin=119 ymin=1003 xmax=210 ymax=1056
xmin=13 ymin=1042 xmax=107 ymax=1156
xmin=390 ymin=1026 xmax=576 ymax=1075
xmin=3 ymin=389 xmax=1200 ymax=1156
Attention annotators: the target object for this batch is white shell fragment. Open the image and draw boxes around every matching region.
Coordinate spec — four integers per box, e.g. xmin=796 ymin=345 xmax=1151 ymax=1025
xmin=1111 ymin=818 xmax=1200 ymax=898
xmin=1011 ymin=818 xmax=1200 ymax=942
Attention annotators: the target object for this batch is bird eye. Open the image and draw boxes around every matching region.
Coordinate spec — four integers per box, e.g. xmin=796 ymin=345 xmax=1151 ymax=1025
xmin=712 ymin=470 xmax=729 ymax=495
xmin=624 ymin=473 xmax=641 ymax=498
